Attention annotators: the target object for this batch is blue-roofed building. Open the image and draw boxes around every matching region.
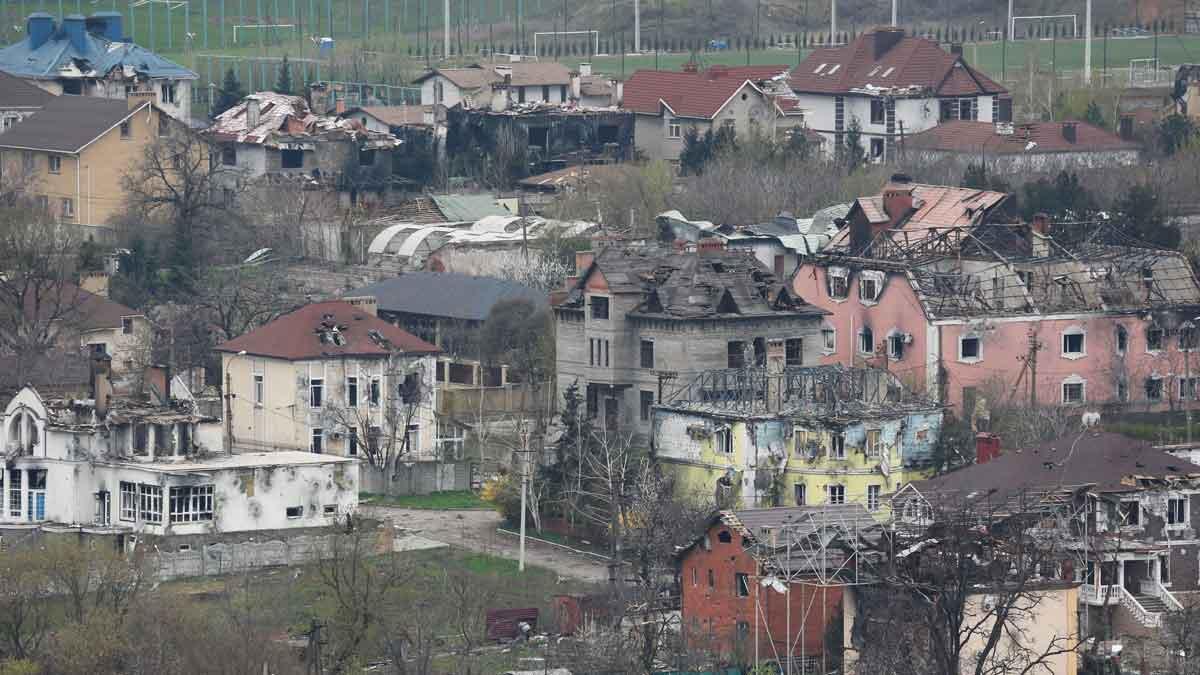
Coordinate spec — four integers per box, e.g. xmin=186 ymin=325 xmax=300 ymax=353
xmin=0 ymin=13 xmax=197 ymax=123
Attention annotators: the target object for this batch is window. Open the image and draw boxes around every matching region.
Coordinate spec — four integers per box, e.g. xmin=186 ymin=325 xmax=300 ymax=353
xmin=827 ymin=484 xmax=846 ymax=505
xmin=715 ymin=428 xmax=732 ymax=454
xmin=959 ymin=335 xmax=981 ymax=361
xmin=59 ymin=197 xmax=73 ymax=220
xmin=158 ymin=112 xmax=169 ymax=136
xmin=867 ymin=485 xmax=881 ymax=511
xmin=281 ymin=149 xmax=304 ymax=169
xmin=785 ymin=338 xmax=803 ymax=366
xmin=2 ymin=115 xmax=14 ymax=129
xmin=1062 ymin=329 xmax=1085 ymax=357
xmin=1182 ymin=377 xmax=1200 ymax=401
xmin=859 ymin=272 xmax=883 ymax=302
xmin=707 ymin=569 xmax=715 ymax=589
xmin=865 ymin=429 xmax=881 ymax=458
xmin=47 ymin=155 xmax=61 ymax=174
xmin=21 ymin=151 xmax=34 ymax=173
xmin=169 ymin=485 xmax=214 ymax=523
xmin=8 ymin=469 xmax=20 ymax=517
xmin=119 ymin=481 xmax=137 ymax=521
xmin=358 ymin=148 xmax=376 ymax=166
xmin=221 ymin=146 xmax=237 ymax=165
xmin=369 ymin=377 xmax=381 ymax=406
xmin=718 ymin=530 xmax=732 ymax=543
xmin=253 ymin=373 xmax=264 ymax=406
xmin=347 ymin=376 xmax=359 ymax=406
xmin=794 ymin=483 xmax=806 ymax=505
xmin=869 ymin=98 xmax=885 ymax=124
xmin=1116 ymin=325 xmax=1128 ymax=354
xmin=640 ymin=390 xmax=654 ymax=422
xmin=95 ymin=490 xmax=111 ymax=525
xmin=826 ymin=267 xmax=849 ymax=299
xmin=1120 ymin=500 xmax=1141 ymax=526
xmin=887 ymin=332 xmax=905 ymax=360
xmin=692 ymin=567 xmax=698 ymax=587
xmin=324 ymin=504 xmax=338 ymax=515
xmin=311 ymin=428 xmax=324 ymax=453
xmin=160 ymin=82 xmax=177 ymax=104
xmin=736 ymin=621 xmax=750 ymax=640
xmin=310 ymin=378 xmax=324 ymax=408
xmin=727 ymin=341 xmax=745 ymax=368
xmin=25 ymin=470 xmax=45 ymax=521
xmin=858 ymin=327 xmax=874 ymax=355
xmin=120 ymin=120 xmax=131 ymax=138
xmin=821 ymin=327 xmax=836 ymax=353
xmin=119 ymin=316 xmax=133 ymax=335
xmin=1062 ymin=381 xmax=1084 ymax=404
xmin=348 ymin=428 xmax=358 ymax=456
xmin=286 ymin=506 xmax=304 ymax=518
xmin=641 ymin=339 xmax=655 ymax=369
xmin=669 ymin=121 xmax=682 ymax=138
xmin=735 ymin=573 xmax=750 ymax=597
xmin=35 ymin=195 xmax=48 ymax=212
xmin=433 ymin=80 xmax=444 ymax=103
xmin=830 ymin=433 xmax=846 ymax=460
xmin=1168 ymin=497 xmax=1188 ymax=526
xmin=1148 ymin=326 xmax=1164 ymax=352
xmin=405 ymin=425 xmax=420 ymax=454
xmin=1117 ymin=377 xmax=1129 ymax=402
xmin=139 ymin=484 xmax=162 ymax=524
xmin=589 ymin=338 xmax=611 ymax=367
xmin=870 ymin=137 xmax=884 ymax=158
xmin=1183 ymin=325 xmax=1199 ymax=351
xmin=541 ymin=84 xmax=550 ymax=100
xmin=590 ymin=296 xmax=609 ymax=320
xmin=1146 ymin=377 xmax=1164 ymax=401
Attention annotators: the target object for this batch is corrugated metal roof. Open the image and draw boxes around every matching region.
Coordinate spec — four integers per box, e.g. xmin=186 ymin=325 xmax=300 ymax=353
xmin=347 ymin=272 xmax=548 ymax=321
xmin=430 ymin=194 xmax=513 ymax=222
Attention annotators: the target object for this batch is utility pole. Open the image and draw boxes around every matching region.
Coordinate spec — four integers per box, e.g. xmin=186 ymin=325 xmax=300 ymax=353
xmin=829 ymin=0 xmax=835 ymax=44
xmin=444 ymin=0 xmax=450 ymax=58
xmin=1083 ymin=0 xmax=1092 ymax=85
xmin=890 ymin=0 xmax=896 ymax=26
xmin=518 ymin=429 xmax=529 ymax=572
xmin=633 ymin=0 xmax=639 ymax=52
xmin=1018 ymin=333 xmax=1043 ymax=407
xmin=1006 ymin=0 xmax=1013 ymax=42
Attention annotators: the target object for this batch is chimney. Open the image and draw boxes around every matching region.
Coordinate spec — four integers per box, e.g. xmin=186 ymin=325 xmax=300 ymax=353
xmin=246 ymin=98 xmax=261 ymax=127
xmin=26 ymin=13 xmax=55 ymax=50
xmin=697 ymin=237 xmax=727 ymax=254
xmin=682 ymin=62 xmax=699 ymax=73
xmin=882 ymin=174 xmax=915 ymax=226
xmin=1030 ymin=212 xmax=1051 ymax=257
xmin=950 ymin=43 xmax=963 ymax=56
xmin=90 ymin=353 xmax=112 ymax=418
xmin=575 ymin=250 xmax=595 ymax=274
xmin=1061 ymin=121 xmax=1077 ymax=144
xmin=127 ymin=89 xmax=155 ymax=111
xmin=1119 ymin=114 xmax=1134 ymax=140
xmin=343 ymin=295 xmax=378 ymax=316
xmin=873 ymin=27 xmax=905 ymax=60
xmin=975 ymin=433 xmax=1001 ymax=464
xmin=62 ymin=15 xmax=88 ymax=52
xmin=579 ymin=62 xmax=592 ymax=77
xmin=335 ymin=98 xmax=346 ymax=115
xmin=144 ymin=364 xmax=170 ymax=403
xmin=86 ymin=11 xmax=123 ymax=41
xmin=79 ymin=271 xmax=110 ymax=297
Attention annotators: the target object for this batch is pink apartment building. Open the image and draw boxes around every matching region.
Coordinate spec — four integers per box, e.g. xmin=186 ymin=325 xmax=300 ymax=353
xmin=794 ymin=175 xmax=1200 ymax=419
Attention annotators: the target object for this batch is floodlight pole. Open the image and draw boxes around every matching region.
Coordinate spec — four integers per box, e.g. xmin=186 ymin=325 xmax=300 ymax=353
xmin=444 ymin=0 xmax=449 ymax=57
xmin=890 ymin=0 xmax=896 ymax=27
xmin=1007 ymin=0 xmax=1013 ymax=41
xmin=1084 ymin=0 xmax=1092 ymax=84
xmin=829 ymin=0 xmax=835 ymax=43
xmin=633 ymin=0 xmax=639 ymax=52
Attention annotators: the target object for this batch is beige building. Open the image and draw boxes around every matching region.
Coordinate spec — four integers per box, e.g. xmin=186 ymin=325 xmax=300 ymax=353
xmin=215 ymin=301 xmax=442 ymax=461
xmin=0 ymin=92 xmax=175 ymax=228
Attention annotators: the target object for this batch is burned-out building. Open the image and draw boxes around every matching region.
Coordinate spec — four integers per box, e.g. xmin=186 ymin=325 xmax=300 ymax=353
xmin=204 ymin=92 xmax=403 ymax=207
xmin=554 ymin=244 xmax=827 ymax=439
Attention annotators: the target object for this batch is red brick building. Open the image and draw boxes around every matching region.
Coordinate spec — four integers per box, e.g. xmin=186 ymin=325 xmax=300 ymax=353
xmin=678 ymin=505 xmax=878 ymax=669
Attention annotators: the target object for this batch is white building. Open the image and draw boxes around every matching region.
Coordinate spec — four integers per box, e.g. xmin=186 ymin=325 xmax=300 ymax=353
xmin=415 ymin=62 xmax=573 ymax=110
xmin=901 ymin=119 xmax=1142 ymax=171
xmin=790 ymin=28 xmax=1009 ymax=163
xmin=0 ymin=373 xmax=358 ymax=540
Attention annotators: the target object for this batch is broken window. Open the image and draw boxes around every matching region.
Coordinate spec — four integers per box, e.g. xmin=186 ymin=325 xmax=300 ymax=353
xmin=281 ymin=148 xmax=304 ymax=169
xmin=870 ymin=98 xmax=885 ymax=124
xmin=641 ymin=339 xmax=654 ymax=369
xmin=959 ymin=335 xmax=981 ymax=361
xmin=221 ymin=146 xmax=237 ymax=165
xmin=1062 ymin=381 xmax=1084 ymax=404
xmin=160 ymin=82 xmax=177 ymax=104
xmin=590 ymin=296 xmax=609 ymax=320
xmin=826 ymin=267 xmax=849 ymax=299
xmin=528 ymin=126 xmax=548 ymax=147
xmin=1116 ymin=325 xmax=1128 ymax=354
xmin=639 ymin=390 xmax=654 ymax=421
xmin=400 ymin=372 xmax=421 ymax=404
xmin=133 ymin=424 xmax=149 ymax=456
xmin=753 ymin=338 xmax=767 ymax=366
xmin=94 ymin=490 xmax=110 ymax=525
xmin=177 ymin=423 xmax=191 ymax=454
xmin=518 ymin=87 xmax=527 ymax=103
xmin=1148 ymin=326 xmax=1164 ymax=351
xmin=735 ymin=573 xmax=750 ymax=597
xmin=369 ymin=377 xmax=381 ymax=406
xmin=541 ymin=85 xmax=551 ymax=100
xmin=827 ymin=484 xmax=846 ymax=505
xmin=1183 ymin=325 xmax=1199 ymax=351
xmin=718 ymin=530 xmax=733 ymax=544
xmin=715 ymin=428 xmax=732 ymax=454
xmin=358 ymin=148 xmax=376 ymax=166
xmin=311 ymin=428 xmax=324 ymax=453
xmin=158 ymin=112 xmax=170 ymax=136
xmin=830 ymin=433 xmax=846 ymax=459
xmin=599 ymin=124 xmax=619 ymax=143
xmin=1062 ymin=329 xmax=1085 ymax=356
xmin=727 ymin=341 xmax=745 ymax=368
xmin=794 ymin=483 xmax=806 ymax=505
xmin=785 ymin=338 xmax=803 ymax=366
xmin=62 ymin=80 xmax=82 ymax=95
xmin=348 ymin=428 xmax=358 ymax=456
xmin=139 ymin=484 xmax=162 ymax=524
xmin=1146 ymin=377 xmax=1164 ymax=401
xmin=870 ymin=137 xmax=884 ymax=158
xmin=120 ymin=120 xmax=131 ymax=138
xmin=436 ymin=420 xmax=465 ymax=459
xmin=858 ymin=327 xmax=874 ymax=355
xmin=821 ymin=327 xmax=836 ymax=352
xmin=286 ymin=506 xmax=304 ymax=518
xmin=25 ymin=470 xmax=45 ymax=521
xmin=867 ymin=485 xmax=881 ymax=511
xmin=169 ymin=485 xmax=214 ymax=523
xmin=1120 ymin=500 xmax=1141 ymax=526
xmin=119 ymin=482 xmax=136 ymax=521
xmin=887 ymin=332 xmax=905 ymax=360
xmin=1118 ymin=377 xmax=1129 ymax=402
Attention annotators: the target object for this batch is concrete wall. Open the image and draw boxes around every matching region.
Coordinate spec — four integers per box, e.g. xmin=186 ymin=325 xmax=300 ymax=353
xmin=909 ymin=148 xmax=1141 ymax=172
xmin=150 ymin=530 xmax=342 ymax=579
xmin=359 ymin=460 xmax=473 ymax=495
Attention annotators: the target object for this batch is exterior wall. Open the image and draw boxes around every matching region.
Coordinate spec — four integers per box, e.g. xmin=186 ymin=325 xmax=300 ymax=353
xmin=680 ymin=522 xmax=841 ymax=661
xmin=0 ymin=103 xmax=162 ymax=226
xmin=354 ymin=113 xmax=392 ymax=134
xmin=909 ymin=148 xmax=1141 ymax=172
xmin=654 ymin=410 xmax=757 ymax=505
xmin=512 ymin=84 xmax=568 ymax=105
xmin=420 ymin=75 xmax=469 ymax=108
xmin=223 ymin=352 xmax=439 ymax=459
xmin=152 ymin=78 xmax=192 ymax=122
xmin=79 ymin=315 xmax=152 ymax=375
xmin=631 ymin=83 xmax=775 ymax=162
xmin=797 ymin=93 xmax=994 ymax=159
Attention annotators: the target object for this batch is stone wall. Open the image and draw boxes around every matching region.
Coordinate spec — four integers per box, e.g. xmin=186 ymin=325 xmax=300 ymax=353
xmin=360 ymin=460 xmax=475 ymax=496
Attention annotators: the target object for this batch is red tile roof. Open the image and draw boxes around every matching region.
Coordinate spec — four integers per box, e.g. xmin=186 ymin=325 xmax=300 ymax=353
xmin=214 ymin=301 xmax=438 ymax=360
xmin=789 ymin=29 xmax=1006 ymax=97
xmin=623 ymin=65 xmax=788 ymax=119
xmin=902 ymin=120 xmax=1140 ymax=154
xmin=26 ymin=283 xmax=142 ymax=332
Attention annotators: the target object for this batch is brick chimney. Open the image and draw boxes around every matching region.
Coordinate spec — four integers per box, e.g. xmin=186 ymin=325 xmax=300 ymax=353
xmin=872 ymin=27 xmax=905 ymax=60
xmin=697 ymin=237 xmax=727 ymax=254
xmin=90 ymin=353 xmax=112 ymax=418
xmin=1030 ymin=212 xmax=1051 ymax=258
xmin=882 ymin=174 xmax=915 ymax=227
xmin=575 ymin=250 xmax=595 ymax=274
xmin=1061 ymin=121 xmax=1077 ymax=144
xmin=246 ymin=98 xmax=261 ymax=127
xmin=127 ymin=89 xmax=155 ymax=111
xmin=976 ymin=433 xmax=1001 ymax=464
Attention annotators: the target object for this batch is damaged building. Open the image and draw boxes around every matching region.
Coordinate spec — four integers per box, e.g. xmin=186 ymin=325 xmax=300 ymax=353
xmin=0 ymin=357 xmax=358 ymax=548
xmin=653 ymin=364 xmax=943 ymax=508
xmin=0 ymin=12 xmax=197 ymax=122
xmin=795 ymin=175 xmax=1200 ymax=418
xmin=554 ymin=244 xmax=826 ymax=440
xmin=204 ymin=92 xmax=403 ymax=207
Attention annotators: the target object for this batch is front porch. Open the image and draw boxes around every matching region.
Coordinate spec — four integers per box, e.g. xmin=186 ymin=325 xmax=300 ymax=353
xmin=1079 ymin=552 xmax=1182 ymax=628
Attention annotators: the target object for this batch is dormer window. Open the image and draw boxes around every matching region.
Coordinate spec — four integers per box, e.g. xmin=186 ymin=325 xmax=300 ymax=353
xmin=590 ymin=296 xmax=609 ymax=320
xmin=814 ymin=63 xmax=828 ymax=74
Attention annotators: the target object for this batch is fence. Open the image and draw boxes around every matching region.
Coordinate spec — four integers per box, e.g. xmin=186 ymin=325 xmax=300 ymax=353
xmin=437 ymin=382 xmax=555 ymax=419
xmin=360 ymin=459 xmax=474 ymax=495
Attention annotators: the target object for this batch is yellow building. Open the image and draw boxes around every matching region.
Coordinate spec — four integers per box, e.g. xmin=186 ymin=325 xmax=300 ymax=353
xmin=0 ymin=91 xmax=177 ymax=227
xmin=652 ymin=365 xmax=943 ymax=512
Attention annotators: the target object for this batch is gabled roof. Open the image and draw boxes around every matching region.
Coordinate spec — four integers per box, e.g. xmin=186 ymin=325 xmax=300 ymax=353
xmin=902 ymin=120 xmax=1141 ymax=154
xmin=0 ymin=16 xmax=195 ymax=81
xmin=205 ymin=92 xmax=400 ymax=148
xmin=0 ymin=70 xmax=54 ymax=109
xmin=623 ymin=65 xmax=789 ymax=119
xmin=909 ymin=433 xmax=1200 ymax=506
xmin=346 ymin=272 xmax=547 ymax=322
xmin=214 ymin=301 xmax=439 ymax=360
xmin=414 ymin=62 xmax=572 ymax=88
xmin=346 ymin=105 xmax=431 ymax=127
xmin=790 ymin=28 xmax=1005 ymax=96
xmin=0 ymin=95 xmax=145 ymax=153
xmin=413 ymin=66 xmax=501 ymax=89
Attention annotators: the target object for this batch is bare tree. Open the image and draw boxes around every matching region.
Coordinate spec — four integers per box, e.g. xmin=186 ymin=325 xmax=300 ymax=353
xmin=0 ymin=546 xmax=51 ymax=661
xmin=196 ymin=263 xmax=294 ymax=343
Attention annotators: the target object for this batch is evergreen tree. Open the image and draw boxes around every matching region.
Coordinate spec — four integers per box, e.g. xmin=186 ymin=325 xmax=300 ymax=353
xmin=274 ymin=55 xmax=293 ymax=94
xmin=1084 ymin=100 xmax=1106 ymax=128
xmin=213 ymin=67 xmax=246 ymax=117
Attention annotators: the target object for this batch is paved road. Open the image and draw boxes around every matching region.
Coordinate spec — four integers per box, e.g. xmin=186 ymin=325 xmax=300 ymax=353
xmin=362 ymin=505 xmax=610 ymax=583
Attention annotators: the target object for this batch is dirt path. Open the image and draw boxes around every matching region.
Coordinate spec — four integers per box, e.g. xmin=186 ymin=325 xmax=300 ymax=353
xmin=362 ymin=506 xmax=610 ymax=583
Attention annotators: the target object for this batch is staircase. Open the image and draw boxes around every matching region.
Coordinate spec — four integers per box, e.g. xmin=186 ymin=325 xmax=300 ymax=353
xmin=1134 ymin=594 xmax=1170 ymax=614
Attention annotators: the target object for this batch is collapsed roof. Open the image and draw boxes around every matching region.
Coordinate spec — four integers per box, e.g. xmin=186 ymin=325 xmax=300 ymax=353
xmin=205 ymin=92 xmax=400 ymax=149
